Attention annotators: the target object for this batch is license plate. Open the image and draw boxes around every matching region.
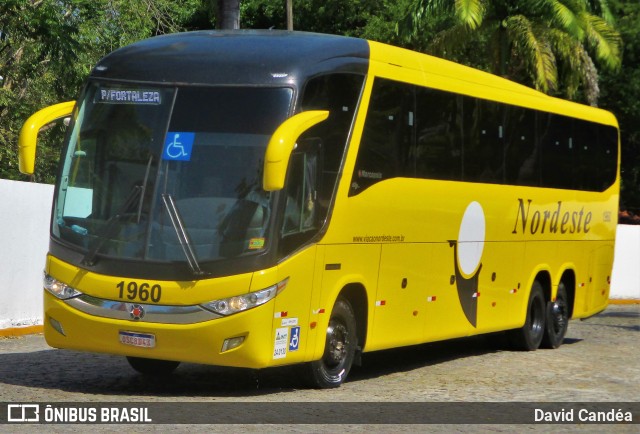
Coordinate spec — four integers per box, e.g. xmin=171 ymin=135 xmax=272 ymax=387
xmin=119 ymin=331 xmax=156 ymax=348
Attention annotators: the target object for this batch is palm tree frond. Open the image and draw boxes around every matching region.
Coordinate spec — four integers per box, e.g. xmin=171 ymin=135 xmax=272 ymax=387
xmin=397 ymin=0 xmax=456 ymax=39
xmin=581 ymin=12 xmax=621 ymax=70
xmin=588 ymin=0 xmax=615 ymax=25
xmin=427 ymin=22 xmax=475 ymax=57
xmin=547 ymin=28 xmax=600 ymax=104
xmin=454 ymin=0 xmax=486 ymax=30
xmin=546 ymin=0 xmax=585 ymax=40
xmin=401 ymin=0 xmax=619 ymax=104
xmin=506 ymin=15 xmax=558 ymax=93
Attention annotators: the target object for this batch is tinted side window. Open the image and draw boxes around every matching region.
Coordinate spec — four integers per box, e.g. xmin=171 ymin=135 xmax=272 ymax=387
xmin=463 ymin=98 xmax=504 ymax=183
xmin=415 ymin=88 xmax=462 ymax=181
xmin=573 ymin=119 xmax=598 ymax=190
xmin=280 ymin=73 xmax=364 ymax=257
xmin=574 ymin=121 xmax=619 ymax=191
xmin=349 ymin=78 xmax=617 ymax=193
xmin=350 ymin=79 xmax=414 ymax=195
xmin=599 ymin=125 xmax=618 ymax=189
xmin=540 ymin=114 xmax=574 ymax=189
xmin=505 ymin=107 xmax=538 ymax=186
xmin=300 ymin=73 xmax=364 ymax=202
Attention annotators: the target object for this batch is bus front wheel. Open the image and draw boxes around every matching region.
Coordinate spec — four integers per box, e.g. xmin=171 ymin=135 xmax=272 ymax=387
xmin=126 ymin=356 xmax=180 ymax=376
xmin=305 ymin=297 xmax=357 ymax=389
xmin=508 ymin=282 xmax=546 ymax=351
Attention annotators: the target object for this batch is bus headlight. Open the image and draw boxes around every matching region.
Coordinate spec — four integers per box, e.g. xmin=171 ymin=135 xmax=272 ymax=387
xmin=44 ymin=273 xmax=83 ymax=300
xmin=200 ymin=278 xmax=288 ymax=316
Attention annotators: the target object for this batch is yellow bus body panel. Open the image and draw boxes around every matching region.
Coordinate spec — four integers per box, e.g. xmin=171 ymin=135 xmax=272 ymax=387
xmin=44 ymin=251 xmax=319 ymax=368
xmin=315 ymin=41 xmax=618 ymax=352
xmin=41 ymin=37 xmax=619 ymax=368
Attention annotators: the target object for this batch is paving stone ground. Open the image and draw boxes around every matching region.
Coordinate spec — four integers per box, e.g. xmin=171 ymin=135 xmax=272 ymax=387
xmin=0 ymin=303 xmax=637 ymax=432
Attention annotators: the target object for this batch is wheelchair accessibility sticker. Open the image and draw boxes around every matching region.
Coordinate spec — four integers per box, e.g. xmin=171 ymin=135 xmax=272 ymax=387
xmin=163 ymin=132 xmax=195 ymax=161
xmin=289 ymin=326 xmax=300 ymax=352
xmin=273 ymin=325 xmax=301 ymax=359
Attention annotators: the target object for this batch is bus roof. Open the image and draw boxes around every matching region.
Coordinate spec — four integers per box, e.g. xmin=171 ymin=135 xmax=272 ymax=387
xmin=367 ymin=40 xmax=618 ymax=127
xmin=91 ymin=30 xmax=617 ymax=127
xmin=91 ymin=30 xmax=369 ymax=87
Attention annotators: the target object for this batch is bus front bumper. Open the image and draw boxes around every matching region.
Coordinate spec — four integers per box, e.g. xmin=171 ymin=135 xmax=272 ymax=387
xmin=43 ymin=291 xmax=276 ymax=368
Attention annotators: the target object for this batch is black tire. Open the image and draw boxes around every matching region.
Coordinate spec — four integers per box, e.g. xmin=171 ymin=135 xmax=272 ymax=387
xmin=126 ymin=356 xmax=180 ymax=376
xmin=305 ymin=297 xmax=357 ymax=389
xmin=508 ymin=282 xmax=546 ymax=351
xmin=541 ymin=283 xmax=569 ymax=349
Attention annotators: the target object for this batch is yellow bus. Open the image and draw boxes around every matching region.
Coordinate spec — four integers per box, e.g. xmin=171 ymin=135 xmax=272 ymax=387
xmin=20 ymin=31 xmax=619 ymax=388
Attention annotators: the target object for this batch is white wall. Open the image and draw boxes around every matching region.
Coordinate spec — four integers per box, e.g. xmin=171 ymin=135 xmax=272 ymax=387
xmin=0 ymin=178 xmax=638 ymax=331
xmin=611 ymin=225 xmax=640 ymax=300
xmin=0 ymin=179 xmax=53 ymax=329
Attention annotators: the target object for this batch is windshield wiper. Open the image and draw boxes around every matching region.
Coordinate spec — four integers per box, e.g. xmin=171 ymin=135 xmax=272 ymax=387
xmin=81 ymin=186 xmax=143 ymax=266
xmin=136 ymin=155 xmax=154 ymax=224
xmin=161 ymin=193 xmax=205 ymax=276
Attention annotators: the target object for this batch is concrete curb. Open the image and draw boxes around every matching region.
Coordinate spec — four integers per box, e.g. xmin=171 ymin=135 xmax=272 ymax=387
xmin=0 ymin=325 xmax=43 ymax=338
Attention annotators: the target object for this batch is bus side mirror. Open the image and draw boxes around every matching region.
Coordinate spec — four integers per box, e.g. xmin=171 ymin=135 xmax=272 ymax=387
xmin=263 ymin=110 xmax=329 ymax=191
xmin=19 ymin=101 xmax=75 ymax=175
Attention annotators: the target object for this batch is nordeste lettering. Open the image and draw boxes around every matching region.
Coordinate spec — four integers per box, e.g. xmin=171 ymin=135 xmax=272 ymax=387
xmin=512 ymin=198 xmax=592 ymax=235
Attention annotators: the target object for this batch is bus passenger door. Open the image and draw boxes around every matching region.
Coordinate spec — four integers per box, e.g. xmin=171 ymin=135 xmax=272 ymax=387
xmin=273 ymin=139 xmax=325 ymax=365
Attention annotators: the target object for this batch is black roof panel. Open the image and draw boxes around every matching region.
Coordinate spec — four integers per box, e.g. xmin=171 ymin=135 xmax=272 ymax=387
xmin=91 ymin=30 xmax=370 ymax=86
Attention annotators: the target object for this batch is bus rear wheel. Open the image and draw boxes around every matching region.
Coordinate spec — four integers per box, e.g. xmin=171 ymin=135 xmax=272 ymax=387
xmin=508 ymin=282 xmax=546 ymax=351
xmin=541 ymin=283 xmax=569 ymax=349
xmin=126 ymin=356 xmax=180 ymax=376
xmin=305 ymin=297 xmax=357 ymax=389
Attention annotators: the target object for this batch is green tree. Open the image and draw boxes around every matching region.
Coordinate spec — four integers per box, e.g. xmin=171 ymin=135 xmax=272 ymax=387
xmin=3 ymin=0 xmax=635 ymax=200
xmin=0 ymin=0 xmax=199 ymax=183
xmin=241 ymin=0 xmax=413 ymax=42
xmin=0 ymin=0 xmax=84 ymax=181
xmin=599 ymin=0 xmax=640 ymax=211
xmin=400 ymin=0 xmax=622 ymax=105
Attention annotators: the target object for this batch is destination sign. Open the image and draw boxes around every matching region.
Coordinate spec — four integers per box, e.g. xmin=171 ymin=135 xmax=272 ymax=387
xmin=96 ymin=89 xmax=161 ymax=104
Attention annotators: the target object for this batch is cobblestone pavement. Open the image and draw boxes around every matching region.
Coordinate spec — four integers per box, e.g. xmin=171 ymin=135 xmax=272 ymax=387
xmin=0 ymin=304 xmax=637 ymax=433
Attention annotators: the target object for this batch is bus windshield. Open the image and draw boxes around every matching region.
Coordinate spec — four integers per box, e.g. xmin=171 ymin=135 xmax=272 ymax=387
xmin=53 ymin=82 xmax=292 ymax=268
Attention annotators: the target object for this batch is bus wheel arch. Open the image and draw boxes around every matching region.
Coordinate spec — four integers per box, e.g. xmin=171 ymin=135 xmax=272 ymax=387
xmin=508 ymin=278 xmax=547 ymax=351
xmin=559 ymin=269 xmax=576 ymax=319
xmin=304 ymin=283 xmax=368 ymax=388
xmin=339 ymin=283 xmax=368 ymax=363
xmin=305 ymin=295 xmax=358 ymax=388
xmin=542 ymin=270 xmax=574 ymax=349
xmin=535 ymin=271 xmax=552 ymax=304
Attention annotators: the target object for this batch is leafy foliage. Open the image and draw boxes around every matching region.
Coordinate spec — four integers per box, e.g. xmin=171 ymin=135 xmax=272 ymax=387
xmin=0 ymin=0 xmax=639 ymax=210
xmin=0 ymin=0 xmax=199 ymax=183
xmin=599 ymin=0 xmax=640 ymax=210
xmin=399 ymin=0 xmax=622 ymax=105
xmin=242 ymin=0 xmax=411 ymax=42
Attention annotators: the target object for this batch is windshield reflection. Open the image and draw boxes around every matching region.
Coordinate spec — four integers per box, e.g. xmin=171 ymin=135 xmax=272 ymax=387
xmin=53 ymin=83 xmax=292 ymax=267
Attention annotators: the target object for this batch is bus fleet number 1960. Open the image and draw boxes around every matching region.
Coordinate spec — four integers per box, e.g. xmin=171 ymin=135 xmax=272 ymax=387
xmin=116 ymin=281 xmax=162 ymax=303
